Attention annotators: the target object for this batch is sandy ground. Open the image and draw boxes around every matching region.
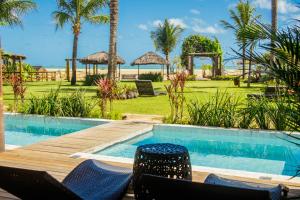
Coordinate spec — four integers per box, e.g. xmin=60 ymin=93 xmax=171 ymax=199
xmin=47 ymin=68 xmax=242 ymax=81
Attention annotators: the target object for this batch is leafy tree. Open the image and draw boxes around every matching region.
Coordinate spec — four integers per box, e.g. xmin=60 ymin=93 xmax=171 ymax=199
xmin=53 ymin=0 xmax=109 ymax=85
xmin=151 ymin=19 xmax=184 ymax=79
xmin=0 ymin=0 xmax=36 ymax=152
xmin=220 ymin=0 xmax=260 ymax=79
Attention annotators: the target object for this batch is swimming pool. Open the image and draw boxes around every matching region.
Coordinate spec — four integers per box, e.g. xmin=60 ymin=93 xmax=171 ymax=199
xmin=5 ymin=114 xmax=109 ymax=147
xmin=93 ymin=125 xmax=300 ymax=178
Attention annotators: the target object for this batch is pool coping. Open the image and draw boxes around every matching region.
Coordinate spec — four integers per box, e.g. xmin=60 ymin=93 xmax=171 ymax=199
xmin=72 ymin=123 xmax=300 ymax=184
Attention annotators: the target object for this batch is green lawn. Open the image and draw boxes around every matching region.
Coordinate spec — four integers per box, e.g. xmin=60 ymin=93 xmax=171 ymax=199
xmin=3 ymin=80 xmax=266 ymax=116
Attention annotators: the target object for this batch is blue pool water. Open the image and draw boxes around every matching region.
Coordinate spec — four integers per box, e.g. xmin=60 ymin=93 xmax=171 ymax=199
xmin=5 ymin=114 xmax=107 ymax=146
xmin=96 ymin=125 xmax=300 ymax=176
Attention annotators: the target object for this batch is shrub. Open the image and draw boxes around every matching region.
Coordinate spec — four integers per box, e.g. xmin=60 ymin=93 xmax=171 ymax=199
xmin=211 ymin=75 xmax=236 ymax=81
xmin=10 ymin=75 xmax=26 ymax=111
xmin=165 ymin=72 xmax=187 ymax=123
xmin=187 ymin=91 xmax=241 ymax=127
xmin=22 ymin=87 xmax=95 ymax=118
xmin=186 ymin=75 xmax=197 ymax=81
xmin=84 ymin=74 xmax=106 ymax=86
xmin=139 ymin=72 xmax=163 ymax=82
xmin=96 ymin=78 xmax=116 ymax=118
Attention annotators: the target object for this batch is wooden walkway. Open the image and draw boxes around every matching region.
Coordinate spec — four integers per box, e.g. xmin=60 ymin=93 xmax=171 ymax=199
xmin=0 ymin=120 xmax=300 ymax=199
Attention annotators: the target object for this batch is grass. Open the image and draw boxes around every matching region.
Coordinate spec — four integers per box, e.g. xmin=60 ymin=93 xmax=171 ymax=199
xmin=3 ymin=80 xmax=265 ymax=116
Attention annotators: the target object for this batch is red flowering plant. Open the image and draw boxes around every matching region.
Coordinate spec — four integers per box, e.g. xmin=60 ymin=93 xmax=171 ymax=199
xmin=165 ymin=71 xmax=187 ymax=123
xmin=10 ymin=75 xmax=26 ymax=111
xmin=96 ymin=78 xmax=116 ymax=118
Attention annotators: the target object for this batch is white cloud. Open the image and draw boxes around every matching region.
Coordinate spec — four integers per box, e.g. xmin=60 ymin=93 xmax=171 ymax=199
xmin=253 ymin=0 xmax=299 ymax=14
xmin=192 ymin=25 xmax=225 ymax=34
xmin=191 ymin=18 xmax=224 ymax=34
xmin=152 ymin=18 xmax=187 ymax=28
xmin=138 ymin=24 xmax=148 ymax=31
xmin=169 ymin=18 xmax=188 ymax=28
xmin=190 ymin=9 xmax=200 ymax=15
xmin=153 ymin=20 xmax=163 ymax=27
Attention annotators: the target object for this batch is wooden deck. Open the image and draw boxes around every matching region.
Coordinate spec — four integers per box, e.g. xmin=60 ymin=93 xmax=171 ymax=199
xmin=0 ymin=120 xmax=300 ymax=199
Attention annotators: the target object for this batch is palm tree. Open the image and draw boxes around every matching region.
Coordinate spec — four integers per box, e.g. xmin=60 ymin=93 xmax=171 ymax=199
xmin=0 ymin=0 xmax=36 ymax=152
xmin=220 ymin=0 xmax=260 ymax=79
xmin=53 ymin=0 xmax=109 ymax=85
xmin=107 ymin=0 xmax=118 ymax=80
xmin=151 ymin=19 xmax=184 ymax=79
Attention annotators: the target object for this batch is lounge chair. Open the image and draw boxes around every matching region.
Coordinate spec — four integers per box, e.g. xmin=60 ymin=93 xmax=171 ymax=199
xmin=0 ymin=159 xmax=132 ymax=200
xmin=135 ymin=174 xmax=288 ymax=200
xmin=135 ymin=80 xmax=166 ymax=96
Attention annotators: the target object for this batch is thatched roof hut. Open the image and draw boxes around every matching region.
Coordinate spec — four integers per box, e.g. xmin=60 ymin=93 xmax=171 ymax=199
xmin=131 ymin=51 xmax=167 ymax=79
xmin=131 ymin=51 xmax=167 ymax=66
xmin=79 ymin=51 xmax=125 ymax=65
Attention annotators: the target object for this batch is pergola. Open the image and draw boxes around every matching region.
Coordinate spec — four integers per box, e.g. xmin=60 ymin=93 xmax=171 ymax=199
xmin=65 ymin=51 xmax=125 ymax=81
xmin=131 ymin=51 xmax=167 ymax=78
xmin=187 ymin=52 xmax=222 ymax=77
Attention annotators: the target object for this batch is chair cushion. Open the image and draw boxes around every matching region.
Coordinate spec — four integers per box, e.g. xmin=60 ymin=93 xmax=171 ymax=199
xmin=204 ymin=174 xmax=282 ymax=200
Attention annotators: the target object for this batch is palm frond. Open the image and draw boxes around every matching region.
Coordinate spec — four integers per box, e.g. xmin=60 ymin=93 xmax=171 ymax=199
xmin=0 ymin=0 xmax=36 ymax=27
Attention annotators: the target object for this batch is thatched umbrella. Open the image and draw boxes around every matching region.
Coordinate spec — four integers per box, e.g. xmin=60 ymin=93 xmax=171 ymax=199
xmin=65 ymin=51 xmax=125 ymax=80
xmin=131 ymin=51 xmax=167 ymax=78
xmin=79 ymin=51 xmax=125 ymax=77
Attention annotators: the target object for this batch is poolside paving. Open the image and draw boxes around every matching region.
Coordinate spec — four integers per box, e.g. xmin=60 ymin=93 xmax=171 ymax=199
xmin=0 ymin=120 xmax=300 ymax=199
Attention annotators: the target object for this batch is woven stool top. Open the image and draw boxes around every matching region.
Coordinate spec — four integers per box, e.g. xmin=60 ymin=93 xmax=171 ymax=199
xmin=137 ymin=143 xmax=188 ymax=156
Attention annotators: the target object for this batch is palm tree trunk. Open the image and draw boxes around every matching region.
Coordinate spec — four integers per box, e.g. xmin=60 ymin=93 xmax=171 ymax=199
xmin=71 ymin=33 xmax=79 ymax=85
xmin=247 ymin=48 xmax=253 ymax=88
xmin=166 ymin=53 xmax=170 ymax=80
xmin=271 ymin=0 xmax=278 ymax=37
xmin=0 ymin=49 xmax=4 ymax=152
xmin=242 ymin=45 xmax=246 ymax=79
xmin=108 ymin=0 xmax=119 ymax=80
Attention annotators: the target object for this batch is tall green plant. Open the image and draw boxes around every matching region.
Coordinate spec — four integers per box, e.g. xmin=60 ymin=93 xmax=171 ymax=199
xmin=220 ymin=0 xmax=260 ymax=79
xmin=188 ymin=91 xmax=241 ymax=128
xmin=23 ymin=87 xmax=95 ymax=118
xmin=151 ymin=19 xmax=184 ymax=79
xmin=53 ymin=0 xmax=109 ymax=85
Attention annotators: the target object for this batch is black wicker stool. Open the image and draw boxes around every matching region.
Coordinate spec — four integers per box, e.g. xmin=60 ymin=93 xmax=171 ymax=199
xmin=133 ymin=143 xmax=192 ymax=193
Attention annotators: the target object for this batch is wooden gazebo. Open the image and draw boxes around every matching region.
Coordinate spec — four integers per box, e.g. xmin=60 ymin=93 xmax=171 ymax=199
xmin=131 ymin=51 xmax=167 ymax=78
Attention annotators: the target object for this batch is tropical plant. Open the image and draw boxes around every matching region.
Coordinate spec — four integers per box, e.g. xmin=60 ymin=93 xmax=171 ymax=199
xmin=165 ymin=71 xmax=187 ymax=123
xmin=151 ymin=19 xmax=184 ymax=79
xmin=53 ymin=0 xmax=109 ymax=85
xmin=139 ymin=72 xmax=163 ymax=82
xmin=0 ymin=0 xmax=36 ymax=151
xmin=242 ymin=25 xmax=300 ymax=95
xmin=9 ymin=74 xmax=26 ymax=111
xmin=188 ymin=91 xmax=241 ymax=128
xmin=22 ymin=87 xmax=95 ymax=117
xmin=107 ymin=0 xmax=118 ymax=80
xmin=0 ymin=0 xmax=36 ymax=26
xmin=220 ymin=0 xmax=260 ymax=79
xmin=96 ymin=78 xmax=116 ymax=118
xmin=84 ymin=74 xmax=106 ymax=86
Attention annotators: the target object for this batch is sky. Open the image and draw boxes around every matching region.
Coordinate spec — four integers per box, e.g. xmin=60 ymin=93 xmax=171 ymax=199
xmin=0 ymin=0 xmax=300 ymax=68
